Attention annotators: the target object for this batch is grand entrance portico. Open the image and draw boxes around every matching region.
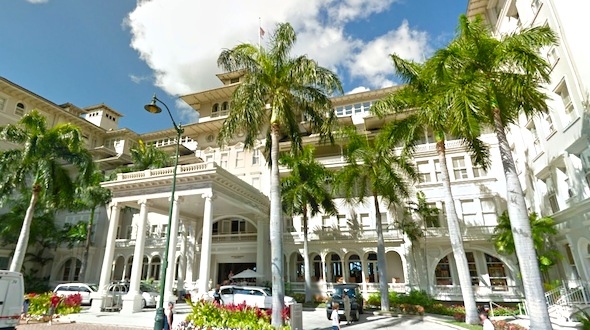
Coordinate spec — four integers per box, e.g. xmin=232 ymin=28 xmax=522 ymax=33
xmin=90 ymin=162 xmax=270 ymax=313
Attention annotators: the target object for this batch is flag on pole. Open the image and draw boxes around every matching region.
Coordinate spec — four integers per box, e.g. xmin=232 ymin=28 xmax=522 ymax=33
xmin=259 ymin=26 xmax=265 ymax=38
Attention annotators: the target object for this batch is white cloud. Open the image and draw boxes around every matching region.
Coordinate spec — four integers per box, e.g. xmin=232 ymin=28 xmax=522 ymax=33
xmin=129 ymin=74 xmax=150 ymax=84
xmin=174 ymin=99 xmax=199 ymax=124
xmin=26 ymin=0 xmax=49 ymax=3
xmin=347 ymin=86 xmax=370 ymax=94
xmin=125 ymin=0 xmax=429 ymax=98
xmin=347 ymin=20 xmax=430 ymax=88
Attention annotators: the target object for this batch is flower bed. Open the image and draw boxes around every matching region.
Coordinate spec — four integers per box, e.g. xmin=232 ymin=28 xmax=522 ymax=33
xmin=176 ymin=299 xmax=290 ymax=330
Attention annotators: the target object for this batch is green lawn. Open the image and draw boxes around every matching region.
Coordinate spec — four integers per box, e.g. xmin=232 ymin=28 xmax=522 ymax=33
xmin=446 ymin=320 xmax=483 ymax=329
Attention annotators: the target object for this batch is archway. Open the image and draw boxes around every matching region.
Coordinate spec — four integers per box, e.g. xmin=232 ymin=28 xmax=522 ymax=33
xmin=60 ymin=257 xmax=82 ymax=282
xmin=347 ymin=254 xmax=362 ymax=283
xmin=112 ymin=256 xmax=125 ymax=281
xmin=326 ymin=252 xmax=342 ymax=283
xmin=386 ymin=251 xmax=405 ymax=283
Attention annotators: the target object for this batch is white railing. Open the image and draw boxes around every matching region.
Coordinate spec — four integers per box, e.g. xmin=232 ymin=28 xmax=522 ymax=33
xmin=433 ymin=285 xmax=523 ymax=300
xmin=287 ymin=228 xmax=404 ymax=242
xmin=210 ymin=233 xmax=257 ymax=242
xmin=116 ymin=162 xmax=214 ymax=181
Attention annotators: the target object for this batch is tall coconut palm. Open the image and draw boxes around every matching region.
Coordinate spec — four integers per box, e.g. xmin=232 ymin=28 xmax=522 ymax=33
xmin=430 ymin=15 xmax=558 ymax=328
xmin=335 ymin=126 xmax=416 ymax=311
xmin=217 ymin=22 xmax=342 ymax=326
xmin=372 ymin=53 xmax=489 ymax=324
xmin=0 ymin=110 xmax=93 ymax=272
xmin=280 ymin=145 xmax=336 ymax=303
xmin=75 ymin=170 xmax=112 ymax=282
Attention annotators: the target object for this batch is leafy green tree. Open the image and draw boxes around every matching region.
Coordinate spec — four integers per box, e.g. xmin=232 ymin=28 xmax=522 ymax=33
xmin=335 ymin=126 xmax=416 ymax=311
xmin=280 ymin=145 xmax=336 ymax=303
xmin=130 ymin=139 xmax=172 ymax=170
xmin=372 ymin=52 xmax=488 ymax=324
xmin=0 ymin=110 xmax=93 ymax=272
xmin=430 ymin=15 xmax=558 ymax=328
xmin=74 ymin=170 xmax=112 ymax=282
xmin=493 ymin=212 xmax=561 ymax=277
xmin=217 ymin=22 xmax=342 ymax=326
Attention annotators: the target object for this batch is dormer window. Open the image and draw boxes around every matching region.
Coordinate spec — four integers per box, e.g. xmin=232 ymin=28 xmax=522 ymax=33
xmin=15 ymin=102 xmax=25 ymax=116
xmin=230 ymin=78 xmax=239 ymax=84
xmin=212 ymin=103 xmax=219 ymax=113
xmin=221 ymin=102 xmax=228 ymax=111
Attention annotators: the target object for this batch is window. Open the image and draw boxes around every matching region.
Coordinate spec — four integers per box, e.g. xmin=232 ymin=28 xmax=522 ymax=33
xmin=435 ymin=256 xmax=452 ymax=285
xmin=230 ymin=77 xmax=239 ymax=84
xmin=160 ymin=224 xmax=168 ymax=238
xmin=0 ymin=256 xmax=8 ymax=270
xmin=150 ymin=256 xmax=162 ymax=280
xmin=472 ymin=157 xmax=487 ymax=178
xmin=0 ymin=97 xmax=6 ymax=112
xmin=367 ymin=253 xmax=379 ymax=283
xmin=481 ymin=198 xmax=498 ymax=226
xmin=126 ymin=225 xmax=133 ymax=239
xmin=235 ymin=150 xmax=244 ymax=168
xmin=531 ymin=0 xmax=542 ymax=13
xmin=337 ymin=214 xmax=347 ymax=229
xmin=547 ymin=47 xmax=559 ymax=68
xmin=425 ymin=202 xmax=440 ymax=227
xmin=433 ymin=160 xmax=442 ymax=181
xmin=545 ymin=176 xmax=560 ymax=213
xmin=545 ymin=113 xmax=556 ymax=135
xmin=322 ymin=216 xmax=331 ymax=229
xmin=221 ymin=101 xmax=229 ymax=111
xmin=348 ymin=255 xmax=362 ymax=283
xmin=379 ymin=212 xmax=389 ymax=231
xmin=452 ymin=157 xmax=468 ymax=180
xmin=15 ymin=102 xmax=25 ymax=116
xmin=527 ymin=122 xmax=541 ymax=155
xmin=556 ymin=82 xmax=575 ymax=120
xmin=360 ymin=213 xmax=371 ymax=229
xmin=220 ymin=153 xmax=228 ymax=168
xmin=565 ymin=244 xmax=580 ymax=279
xmin=461 ymin=199 xmax=478 ymax=225
xmin=418 ymin=128 xmax=435 ymax=145
xmin=417 ymin=161 xmax=432 ymax=183
xmin=150 ymin=225 xmax=158 ymax=237
xmin=231 ymin=219 xmax=246 ymax=233
xmin=205 ymin=153 xmax=214 ymax=163
xmin=486 ymin=254 xmax=508 ymax=290
xmin=252 ymin=149 xmax=261 ymax=165
xmin=466 ymin=252 xmax=479 ymax=285
xmin=212 ymin=103 xmax=219 ymax=115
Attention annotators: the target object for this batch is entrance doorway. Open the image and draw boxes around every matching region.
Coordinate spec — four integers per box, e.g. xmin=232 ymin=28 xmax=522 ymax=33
xmin=218 ymin=263 xmax=256 ymax=285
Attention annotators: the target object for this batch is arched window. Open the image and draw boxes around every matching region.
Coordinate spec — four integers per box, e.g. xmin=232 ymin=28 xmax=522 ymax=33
xmin=435 ymin=256 xmax=452 ymax=285
xmin=212 ymin=103 xmax=219 ymax=115
xmin=485 ymin=254 xmax=508 ymax=290
xmin=61 ymin=258 xmax=82 ymax=281
xmin=348 ymin=255 xmax=362 ymax=283
xmin=313 ymin=255 xmax=322 ymax=281
xmin=15 ymin=102 xmax=25 ymax=116
xmin=367 ymin=253 xmax=378 ymax=283
xmin=126 ymin=256 xmax=134 ymax=280
xmin=141 ymin=256 xmax=149 ymax=280
xmin=221 ymin=101 xmax=228 ymax=111
xmin=150 ymin=256 xmax=161 ymax=280
xmin=328 ymin=253 xmax=342 ymax=282
xmin=296 ymin=254 xmax=304 ymax=280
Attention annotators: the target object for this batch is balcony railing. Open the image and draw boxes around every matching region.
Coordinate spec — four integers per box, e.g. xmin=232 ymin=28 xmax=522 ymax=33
xmin=424 ymin=226 xmax=495 ymax=240
xmin=116 ymin=162 xmax=214 ymax=181
xmin=432 ymin=285 xmax=523 ymax=301
xmin=286 ymin=228 xmax=404 ymax=242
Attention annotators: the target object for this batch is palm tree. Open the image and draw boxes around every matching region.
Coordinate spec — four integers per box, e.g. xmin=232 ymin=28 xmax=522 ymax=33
xmin=0 ymin=110 xmax=93 ymax=272
xmin=217 ymin=22 xmax=342 ymax=326
xmin=372 ymin=53 xmax=488 ymax=324
xmin=280 ymin=145 xmax=336 ymax=303
xmin=430 ymin=15 xmax=558 ymax=328
xmin=75 ymin=170 xmax=112 ymax=282
xmin=493 ymin=211 xmax=560 ymax=278
xmin=130 ymin=139 xmax=172 ymax=170
xmin=335 ymin=126 xmax=416 ymax=311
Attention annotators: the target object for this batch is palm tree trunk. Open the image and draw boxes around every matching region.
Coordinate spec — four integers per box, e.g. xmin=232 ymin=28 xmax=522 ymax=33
xmin=373 ymin=194 xmax=390 ymax=311
xmin=492 ymin=108 xmax=551 ymax=329
xmin=79 ymin=206 xmax=95 ymax=282
xmin=10 ymin=184 xmax=40 ymax=272
xmin=302 ymin=206 xmax=313 ymax=303
xmin=436 ymin=141 xmax=479 ymax=325
xmin=270 ymin=123 xmax=285 ymax=328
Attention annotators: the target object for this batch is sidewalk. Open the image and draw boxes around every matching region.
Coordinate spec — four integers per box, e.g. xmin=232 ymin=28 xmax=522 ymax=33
xmin=62 ymin=303 xmax=194 ymax=329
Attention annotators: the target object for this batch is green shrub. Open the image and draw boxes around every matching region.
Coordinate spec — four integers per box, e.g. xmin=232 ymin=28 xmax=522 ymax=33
xmin=27 ymin=292 xmax=82 ymax=316
xmin=367 ymin=293 xmax=380 ymax=307
xmin=396 ymin=290 xmax=433 ymax=308
xmin=292 ymin=293 xmax=305 ymax=303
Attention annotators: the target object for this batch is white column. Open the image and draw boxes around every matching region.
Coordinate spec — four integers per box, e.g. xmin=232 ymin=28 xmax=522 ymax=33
xmin=256 ymin=218 xmax=265 ymax=284
xmin=122 ymin=199 xmax=149 ymax=313
xmin=185 ymin=224 xmax=195 ymax=287
xmin=177 ymin=222 xmax=187 ymax=295
xmin=164 ymin=196 xmax=181 ymax=302
xmin=90 ymin=203 xmax=120 ymax=312
xmin=198 ymin=192 xmax=215 ymax=293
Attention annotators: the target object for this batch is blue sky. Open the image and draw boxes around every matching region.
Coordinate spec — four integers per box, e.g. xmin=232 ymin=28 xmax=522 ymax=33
xmin=1 ymin=0 xmax=467 ymax=134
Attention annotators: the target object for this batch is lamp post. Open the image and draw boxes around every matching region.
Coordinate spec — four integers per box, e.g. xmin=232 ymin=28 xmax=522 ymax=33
xmin=144 ymin=94 xmax=183 ymax=330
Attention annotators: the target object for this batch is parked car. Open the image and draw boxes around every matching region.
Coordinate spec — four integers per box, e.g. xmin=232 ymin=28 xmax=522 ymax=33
xmin=0 ymin=271 xmax=24 ymax=330
xmin=219 ymin=285 xmax=295 ymax=309
xmin=54 ymin=283 xmax=98 ymax=305
xmin=109 ymin=282 xmax=160 ymax=308
xmin=326 ymin=283 xmax=364 ymax=321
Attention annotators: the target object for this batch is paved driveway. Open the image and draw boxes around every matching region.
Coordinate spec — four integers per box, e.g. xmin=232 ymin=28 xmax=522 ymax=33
xmin=302 ymin=308 xmax=459 ymax=330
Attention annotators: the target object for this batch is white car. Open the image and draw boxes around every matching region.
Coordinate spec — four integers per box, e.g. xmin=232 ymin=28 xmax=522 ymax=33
xmin=109 ymin=282 xmax=160 ymax=308
xmin=219 ymin=285 xmax=295 ymax=309
xmin=54 ymin=283 xmax=98 ymax=305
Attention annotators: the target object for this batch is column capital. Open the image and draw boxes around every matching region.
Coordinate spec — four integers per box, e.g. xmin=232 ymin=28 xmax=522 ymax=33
xmin=137 ymin=199 xmax=150 ymax=206
xmin=170 ymin=196 xmax=184 ymax=203
xmin=109 ymin=202 xmax=120 ymax=209
xmin=201 ymin=192 xmax=216 ymax=201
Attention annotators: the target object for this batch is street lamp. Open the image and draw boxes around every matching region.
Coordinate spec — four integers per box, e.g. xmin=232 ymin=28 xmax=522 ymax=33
xmin=144 ymin=94 xmax=183 ymax=330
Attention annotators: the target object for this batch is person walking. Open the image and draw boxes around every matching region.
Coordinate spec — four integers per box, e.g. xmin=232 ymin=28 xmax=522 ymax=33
xmin=343 ymin=290 xmax=351 ymax=325
xmin=331 ymin=302 xmax=341 ymax=330
xmin=163 ymin=301 xmax=174 ymax=330
xmin=479 ymin=311 xmax=494 ymax=330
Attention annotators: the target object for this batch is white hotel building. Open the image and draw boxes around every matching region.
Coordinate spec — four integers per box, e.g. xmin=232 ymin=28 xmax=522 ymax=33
xmin=0 ymin=0 xmax=588 ymax=314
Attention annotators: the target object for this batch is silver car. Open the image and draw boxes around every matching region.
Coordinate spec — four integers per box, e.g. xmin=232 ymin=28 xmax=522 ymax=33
xmin=219 ymin=285 xmax=295 ymax=309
